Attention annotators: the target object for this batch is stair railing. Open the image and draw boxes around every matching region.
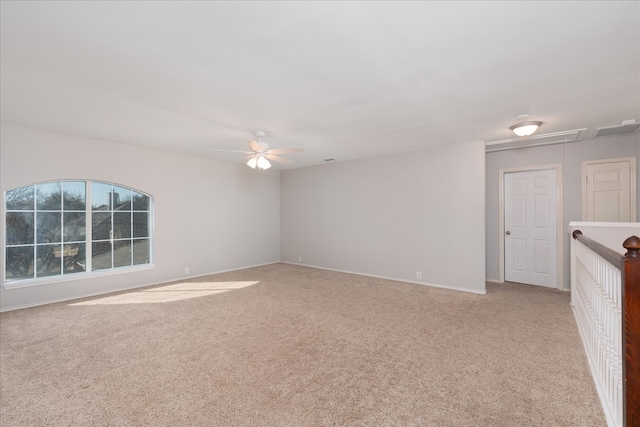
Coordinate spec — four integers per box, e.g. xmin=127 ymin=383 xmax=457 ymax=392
xmin=572 ymin=230 xmax=639 ymax=427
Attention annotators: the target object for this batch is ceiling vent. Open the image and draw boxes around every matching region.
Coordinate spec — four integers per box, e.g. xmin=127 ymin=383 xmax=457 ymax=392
xmin=594 ymin=119 xmax=640 ymax=137
xmin=485 ymin=128 xmax=587 ymax=152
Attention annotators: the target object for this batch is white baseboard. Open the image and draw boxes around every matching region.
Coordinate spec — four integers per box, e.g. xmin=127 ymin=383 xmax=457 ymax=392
xmin=282 ymin=262 xmax=486 ymax=295
xmin=0 ymin=261 xmax=280 ymax=313
xmin=2 ymin=260 xmax=487 ymax=312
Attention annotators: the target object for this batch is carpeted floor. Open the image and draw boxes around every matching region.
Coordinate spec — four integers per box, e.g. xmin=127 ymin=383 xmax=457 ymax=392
xmin=0 ymin=263 xmax=605 ymax=426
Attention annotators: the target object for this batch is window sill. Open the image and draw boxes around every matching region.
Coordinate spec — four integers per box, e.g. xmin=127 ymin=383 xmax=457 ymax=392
xmin=2 ymin=264 xmax=155 ymax=290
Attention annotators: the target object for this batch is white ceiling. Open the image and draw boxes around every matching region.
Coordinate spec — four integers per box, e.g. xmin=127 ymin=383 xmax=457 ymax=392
xmin=1 ymin=1 xmax=638 ymax=169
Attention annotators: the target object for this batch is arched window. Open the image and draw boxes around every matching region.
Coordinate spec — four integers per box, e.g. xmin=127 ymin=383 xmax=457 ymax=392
xmin=4 ymin=181 xmax=152 ymax=284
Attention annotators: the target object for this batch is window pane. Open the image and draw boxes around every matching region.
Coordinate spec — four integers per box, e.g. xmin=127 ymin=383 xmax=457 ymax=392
xmin=6 ymin=246 xmax=34 ymax=280
xmin=63 ymin=243 xmax=86 ymax=274
xmin=92 ymin=241 xmax=112 ymax=270
xmin=113 ymin=212 xmax=131 ymax=239
xmin=133 ymin=192 xmax=149 ymax=211
xmin=63 ymin=181 xmax=86 ymax=211
xmin=114 ymin=240 xmax=132 ymax=268
xmin=6 ymin=186 xmax=34 ymax=211
xmin=64 ymin=212 xmax=86 ymax=242
xmin=133 ymin=212 xmax=149 ymax=238
xmin=6 ymin=212 xmax=34 ymax=245
xmin=37 ymin=212 xmax=61 ymax=243
xmin=6 ymin=181 xmax=152 ymax=282
xmin=92 ymin=212 xmax=111 ymax=241
xmin=36 ymin=182 xmax=62 ymax=210
xmin=112 ymin=186 xmax=131 ymax=211
xmin=92 ymin=182 xmax=112 ymax=211
xmin=133 ymin=239 xmax=150 ymax=265
xmin=36 ymin=244 xmax=62 ymax=277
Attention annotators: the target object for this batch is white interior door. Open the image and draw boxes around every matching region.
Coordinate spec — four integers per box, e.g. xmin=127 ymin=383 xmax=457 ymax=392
xmin=504 ymin=169 xmax=558 ymax=287
xmin=583 ymin=157 xmax=636 ymax=222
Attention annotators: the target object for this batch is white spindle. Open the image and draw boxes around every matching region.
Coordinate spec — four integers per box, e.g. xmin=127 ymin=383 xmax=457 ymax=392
xmin=572 ymin=239 xmax=622 ymax=427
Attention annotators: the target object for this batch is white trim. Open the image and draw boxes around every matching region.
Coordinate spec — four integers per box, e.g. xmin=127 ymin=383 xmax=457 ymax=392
xmin=0 ymin=261 xmax=279 ymax=312
xmin=3 ymin=179 xmax=154 ymax=285
xmin=485 ymin=128 xmax=587 ymax=153
xmin=2 ymin=263 xmax=155 ymax=290
xmin=569 ymin=220 xmax=640 ymax=228
xmin=498 ymin=164 xmax=564 ymax=290
xmin=283 ymin=262 xmax=487 ymax=295
xmin=581 ymin=156 xmax=637 ymax=222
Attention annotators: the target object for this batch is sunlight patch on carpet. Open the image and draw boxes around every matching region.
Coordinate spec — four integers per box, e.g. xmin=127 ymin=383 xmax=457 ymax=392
xmin=69 ymin=281 xmax=260 ymax=305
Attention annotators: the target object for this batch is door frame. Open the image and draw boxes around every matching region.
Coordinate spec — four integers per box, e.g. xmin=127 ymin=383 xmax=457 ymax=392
xmin=581 ymin=156 xmax=636 ymax=221
xmin=498 ymin=164 xmax=564 ymax=289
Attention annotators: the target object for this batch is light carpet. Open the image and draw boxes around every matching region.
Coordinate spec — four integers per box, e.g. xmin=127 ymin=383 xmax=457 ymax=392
xmin=0 ymin=263 xmax=605 ymax=426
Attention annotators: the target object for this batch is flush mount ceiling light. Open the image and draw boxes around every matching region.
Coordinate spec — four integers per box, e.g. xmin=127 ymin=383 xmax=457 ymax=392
xmin=509 ymin=114 xmax=542 ymax=137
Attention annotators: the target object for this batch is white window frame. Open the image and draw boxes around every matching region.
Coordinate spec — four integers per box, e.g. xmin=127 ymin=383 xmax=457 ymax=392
xmin=2 ymin=180 xmax=154 ymax=289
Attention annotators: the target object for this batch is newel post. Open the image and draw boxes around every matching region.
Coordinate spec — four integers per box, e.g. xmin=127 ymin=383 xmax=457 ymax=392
xmin=623 ymin=235 xmax=640 ymax=427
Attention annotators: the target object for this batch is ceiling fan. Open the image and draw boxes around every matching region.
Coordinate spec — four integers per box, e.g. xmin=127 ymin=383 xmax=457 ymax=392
xmin=213 ymin=131 xmax=303 ymax=170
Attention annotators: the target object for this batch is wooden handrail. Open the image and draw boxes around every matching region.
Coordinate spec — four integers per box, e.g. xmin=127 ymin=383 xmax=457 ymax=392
xmin=572 ymin=230 xmax=623 ymax=269
xmin=623 ymin=235 xmax=640 ymax=427
xmin=572 ymin=230 xmax=640 ymax=427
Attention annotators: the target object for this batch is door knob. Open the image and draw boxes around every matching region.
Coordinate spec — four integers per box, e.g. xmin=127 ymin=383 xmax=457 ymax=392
xmin=506 ymin=231 xmax=511 ymax=235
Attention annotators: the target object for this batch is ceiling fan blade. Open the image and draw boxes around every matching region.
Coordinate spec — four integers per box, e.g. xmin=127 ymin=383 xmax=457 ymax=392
xmin=265 ymin=154 xmax=292 ymax=164
xmin=248 ymin=139 xmax=262 ymax=152
xmin=211 ymin=149 xmax=253 ymax=154
xmin=267 ymin=148 xmax=304 ymax=154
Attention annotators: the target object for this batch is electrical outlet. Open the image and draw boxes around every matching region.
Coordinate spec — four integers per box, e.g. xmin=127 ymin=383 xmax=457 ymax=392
xmin=298 ymin=256 xmax=302 ymax=262
xmin=185 ymin=267 xmax=190 ymax=275
xmin=416 ymin=272 xmax=422 ymax=280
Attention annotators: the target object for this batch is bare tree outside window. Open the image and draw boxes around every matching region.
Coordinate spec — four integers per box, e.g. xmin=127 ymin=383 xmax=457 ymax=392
xmin=4 ymin=181 xmax=152 ymax=283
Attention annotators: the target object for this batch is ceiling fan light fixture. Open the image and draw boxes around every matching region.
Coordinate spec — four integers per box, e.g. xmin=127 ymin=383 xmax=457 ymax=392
xmin=510 ymin=121 xmax=542 ymax=137
xmin=216 ymin=130 xmax=299 ymax=170
xmin=257 ymin=156 xmax=271 ymax=170
xmin=247 ymin=156 xmax=258 ymax=169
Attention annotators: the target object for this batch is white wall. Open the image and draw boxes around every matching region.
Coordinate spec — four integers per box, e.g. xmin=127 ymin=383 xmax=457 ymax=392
xmin=280 ymin=141 xmax=486 ymax=294
xmin=0 ymin=123 xmax=281 ymax=311
xmin=485 ymin=133 xmax=640 ymax=289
